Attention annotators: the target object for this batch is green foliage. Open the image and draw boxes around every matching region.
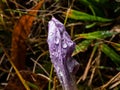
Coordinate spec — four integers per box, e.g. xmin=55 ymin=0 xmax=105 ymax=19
xmin=75 ymin=31 xmax=117 ymax=39
xmin=111 ymin=43 xmax=120 ymax=51
xmin=67 ymin=9 xmax=112 ymax=22
xmin=101 ymin=44 xmax=120 ymax=66
xmin=73 ymin=40 xmax=92 ymax=56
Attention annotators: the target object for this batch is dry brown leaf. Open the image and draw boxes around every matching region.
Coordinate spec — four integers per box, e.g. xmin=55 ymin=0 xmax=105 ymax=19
xmin=11 ymin=0 xmax=44 ymax=70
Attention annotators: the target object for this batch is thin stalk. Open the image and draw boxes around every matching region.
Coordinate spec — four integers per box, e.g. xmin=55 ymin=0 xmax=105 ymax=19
xmin=48 ymin=64 xmax=54 ymax=90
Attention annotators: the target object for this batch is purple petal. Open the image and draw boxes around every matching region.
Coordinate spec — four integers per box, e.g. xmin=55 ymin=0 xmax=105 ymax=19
xmin=47 ymin=17 xmax=79 ymax=90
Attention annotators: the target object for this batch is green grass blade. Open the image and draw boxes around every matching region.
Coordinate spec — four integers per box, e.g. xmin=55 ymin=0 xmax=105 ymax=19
xmin=65 ymin=9 xmax=112 ymax=22
xmin=75 ymin=31 xmax=117 ymax=39
xmin=101 ymin=44 xmax=120 ymax=66
xmin=85 ymin=22 xmax=96 ymax=29
xmin=72 ymin=40 xmax=92 ymax=56
xmin=111 ymin=43 xmax=120 ymax=51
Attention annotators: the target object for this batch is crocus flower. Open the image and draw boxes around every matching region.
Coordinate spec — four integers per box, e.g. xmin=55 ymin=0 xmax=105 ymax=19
xmin=47 ymin=17 xmax=79 ymax=90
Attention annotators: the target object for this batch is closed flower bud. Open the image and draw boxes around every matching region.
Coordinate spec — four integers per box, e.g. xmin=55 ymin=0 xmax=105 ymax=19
xmin=47 ymin=17 xmax=79 ymax=90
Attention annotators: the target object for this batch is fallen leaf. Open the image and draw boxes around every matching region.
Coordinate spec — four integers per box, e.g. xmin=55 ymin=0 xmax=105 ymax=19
xmin=11 ymin=0 xmax=44 ymax=70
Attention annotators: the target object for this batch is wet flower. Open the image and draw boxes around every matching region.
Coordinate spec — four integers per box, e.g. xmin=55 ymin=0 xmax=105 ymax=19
xmin=47 ymin=17 xmax=79 ymax=90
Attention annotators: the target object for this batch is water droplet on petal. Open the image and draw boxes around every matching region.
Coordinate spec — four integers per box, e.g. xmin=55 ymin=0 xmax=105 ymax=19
xmin=51 ymin=52 xmax=58 ymax=58
xmin=54 ymin=37 xmax=59 ymax=44
xmin=68 ymin=41 xmax=73 ymax=46
xmin=55 ymin=52 xmax=58 ymax=57
xmin=52 ymin=44 xmax=56 ymax=51
xmin=63 ymin=43 xmax=67 ymax=48
xmin=49 ymin=32 xmax=53 ymax=36
xmin=51 ymin=52 xmax=55 ymax=56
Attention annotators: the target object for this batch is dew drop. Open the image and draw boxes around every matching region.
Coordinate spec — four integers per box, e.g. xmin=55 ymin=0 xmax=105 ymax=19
xmin=49 ymin=32 xmax=53 ymax=36
xmin=63 ymin=43 xmax=67 ymax=48
xmin=56 ymin=67 xmax=64 ymax=83
xmin=68 ymin=41 xmax=73 ymax=46
xmin=54 ymin=37 xmax=59 ymax=44
xmin=51 ymin=52 xmax=55 ymax=56
xmin=52 ymin=45 xmax=56 ymax=51
xmin=51 ymin=52 xmax=58 ymax=58
xmin=55 ymin=52 xmax=58 ymax=57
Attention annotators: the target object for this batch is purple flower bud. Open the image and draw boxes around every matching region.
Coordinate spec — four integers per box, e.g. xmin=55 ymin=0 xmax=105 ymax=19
xmin=47 ymin=17 xmax=79 ymax=90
